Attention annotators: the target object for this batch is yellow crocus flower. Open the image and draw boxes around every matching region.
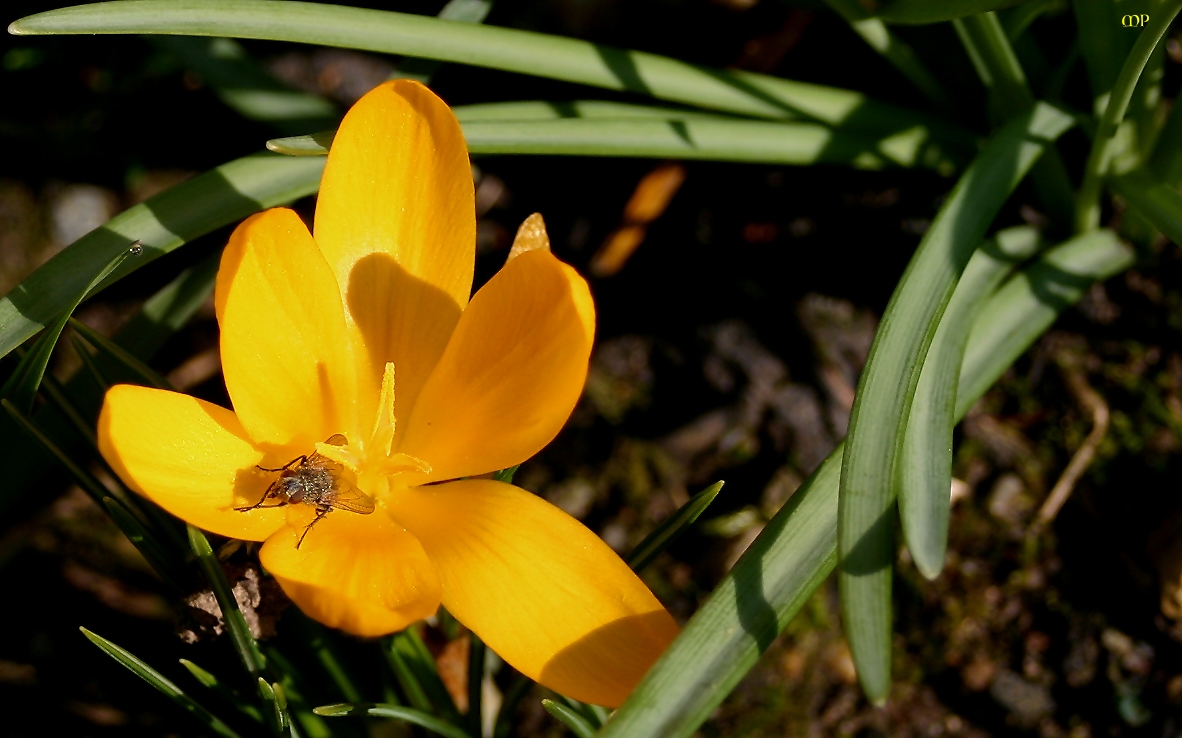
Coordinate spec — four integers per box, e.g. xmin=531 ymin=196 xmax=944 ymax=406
xmin=97 ymin=80 xmax=677 ymax=707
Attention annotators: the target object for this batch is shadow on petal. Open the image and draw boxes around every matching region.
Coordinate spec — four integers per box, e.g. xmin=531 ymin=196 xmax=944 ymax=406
xmin=537 ymin=609 xmax=680 ymax=708
xmin=346 ymin=252 xmax=464 ymax=427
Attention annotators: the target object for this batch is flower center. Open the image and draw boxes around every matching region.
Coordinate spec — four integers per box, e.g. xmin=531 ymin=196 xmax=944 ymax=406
xmin=311 ymin=361 xmax=431 ymax=496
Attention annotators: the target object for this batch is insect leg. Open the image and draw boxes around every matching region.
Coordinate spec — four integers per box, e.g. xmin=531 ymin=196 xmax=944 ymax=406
xmin=235 ymin=480 xmax=284 ymax=511
xmin=296 ymin=505 xmax=332 ymax=549
xmin=256 ymin=455 xmax=307 ymax=473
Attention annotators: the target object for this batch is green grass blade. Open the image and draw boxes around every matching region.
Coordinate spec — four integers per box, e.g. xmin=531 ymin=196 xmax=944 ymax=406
xmin=958 ymin=230 xmax=1134 ymax=411
xmin=269 ymin=116 xmax=969 ymax=172
xmin=825 ymin=0 xmax=951 ymax=107
xmin=600 ymin=229 xmax=1133 ymax=738
xmin=37 ymin=372 xmax=98 ymax=448
xmin=80 ymin=627 xmax=243 ymax=738
xmin=952 ymin=11 xmax=1074 ymax=226
xmin=999 ymin=0 xmax=1057 ymax=39
xmin=9 ymin=0 xmax=972 ymax=141
xmin=187 ymin=524 xmax=268 ymax=678
xmin=0 ymin=151 xmax=324 ymax=363
xmin=1150 ymin=93 xmax=1182 ymax=186
xmin=104 ymin=496 xmax=188 ymax=587
xmin=180 ymin=659 xmax=266 ymax=724
xmin=1 ymin=244 xmax=138 ymax=413
xmin=69 ymin=318 xmax=174 ymax=390
xmin=289 ymin=613 xmax=364 ymax=703
xmin=897 ymin=226 xmax=1042 ymax=579
xmin=456 ymin=100 xmax=747 ymax=122
xmin=838 ymin=102 xmax=1072 ymax=703
xmin=541 ymin=699 xmax=596 ymax=738
xmin=150 ymin=36 xmax=338 ymax=133
xmin=861 ymin=0 xmax=1025 ymax=24
xmin=0 ymin=251 xmax=219 ymax=520
xmin=1 ymin=399 xmax=113 ymax=508
xmin=1111 ymin=168 xmax=1182 ymax=245
xmin=313 ymin=703 xmax=472 ymax=738
xmin=627 ymin=481 xmax=723 ymax=571
xmin=1076 ymin=0 xmax=1182 ymax=233
xmin=386 ymin=628 xmax=462 ymax=723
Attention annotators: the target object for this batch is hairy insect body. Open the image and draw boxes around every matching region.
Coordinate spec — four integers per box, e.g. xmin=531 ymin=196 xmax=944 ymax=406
xmin=236 ymin=434 xmax=375 ymax=548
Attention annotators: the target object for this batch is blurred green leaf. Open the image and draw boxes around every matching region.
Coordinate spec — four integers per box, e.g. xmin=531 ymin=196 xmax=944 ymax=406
xmin=10 ymin=1 xmax=973 ymax=143
xmin=1111 ymin=168 xmax=1182 ymax=245
xmin=825 ymin=0 xmax=951 ymax=106
xmin=627 ymin=481 xmax=723 ymax=571
xmin=1 ymin=244 xmax=137 ymax=413
xmin=0 ymin=251 xmax=220 ymax=521
xmin=838 ymin=101 xmax=1073 ymax=703
xmin=150 ymin=36 xmax=338 ymax=133
xmin=953 ymin=11 xmax=1073 ymax=226
xmin=290 ymin=612 xmax=364 ymax=704
xmin=1076 ymin=0 xmax=1182 ymax=233
xmin=860 ymin=0 xmax=1027 ymax=24
xmin=80 ymin=627 xmax=243 ymax=738
xmin=601 ymin=228 xmax=1133 ymax=738
xmin=69 ymin=318 xmax=174 ymax=391
xmin=897 ymin=226 xmax=1042 ymax=579
xmin=385 ymin=628 xmax=462 ymax=723
xmin=105 ymin=496 xmax=189 ymax=587
xmin=313 ymin=703 xmax=472 ymax=738
xmin=541 ymin=699 xmax=595 ymax=738
xmin=188 ymin=524 xmax=268 ymax=677
xmin=180 ymin=659 xmax=266 ymax=724
xmin=0 ymin=152 xmax=323 ymax=364
xmin=0 ymin=398 xmax=111 ymax=507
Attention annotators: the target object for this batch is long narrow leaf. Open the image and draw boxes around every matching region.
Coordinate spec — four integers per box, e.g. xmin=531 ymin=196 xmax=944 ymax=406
xmin=838 ymin=102 xmax=1072 ymax=703
xmin=825 ymin=0 xmax=951 ymax=107
xmin=80 ymin=627 xmax=243 ymax=738
xmin=1076 ymin=0 xmax=1182 ymax=233
xmin=150 ymin=35 xmax=338 ymax=133
xmin=1111 ymin=168 xmax=1182 ymax=246
xmin=897 ymin=226 xmax=1042 ymax=579
xmin=953 ymin=11 xmax=1073 ymax=226
xmin=864 ymin=0 xmax=1026 ymax=24
xmin=600 ymin=230 xmax=1133 ymax=738
xmin=0 ymin=252 xmax=219 ymax=516
xmin=627 ymin=481 xmax=723 ymax=571
xmin=1 ymin=244 xmax=137 ymax=413
xmin=313 ymin=703 xmax=472 ymax=738
xmin=69 ymin=318 xmax=173 ymax=390
xmin=0 ymin=152 xmax=324 ymax=363
xmin=188 ymin=524 xmax=267 ymax=677
xmin=180 ymin=659 xmax=265 ymax=724
xmin=270 ymin=116 xmax=968 ymax=171
xmin=10 ymin=1 xmax=972 ymax=143
xmin=957 ymin=230 xmax=1134 ymax=410
xmin=105 ymin=496 xmax=189 ymax=587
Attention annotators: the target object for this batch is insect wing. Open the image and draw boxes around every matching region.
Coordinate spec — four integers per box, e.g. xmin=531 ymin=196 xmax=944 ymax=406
xmin=323 ymin=481 xmax=376 ymax=514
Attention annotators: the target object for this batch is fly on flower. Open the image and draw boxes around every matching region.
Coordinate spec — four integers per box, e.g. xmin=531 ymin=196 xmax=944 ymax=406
xmin=237 ymin=434 xmax=376 ymax=548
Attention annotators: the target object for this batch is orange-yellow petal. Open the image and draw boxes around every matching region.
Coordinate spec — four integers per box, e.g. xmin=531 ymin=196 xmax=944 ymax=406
xmin=398 ymin=249 xmax=595 ymax=481
xmin=260 ymin=507 xmax=442 ymax=637
xmin=314 ymin=80 xmax=475 ymax=420
xmin=98 ymin=384 xmax=285 ymax=541
xmin=389 ymin=479 xmax=678 ymax=707
xmin=216 ymin=208 xmax=360 ymax=451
